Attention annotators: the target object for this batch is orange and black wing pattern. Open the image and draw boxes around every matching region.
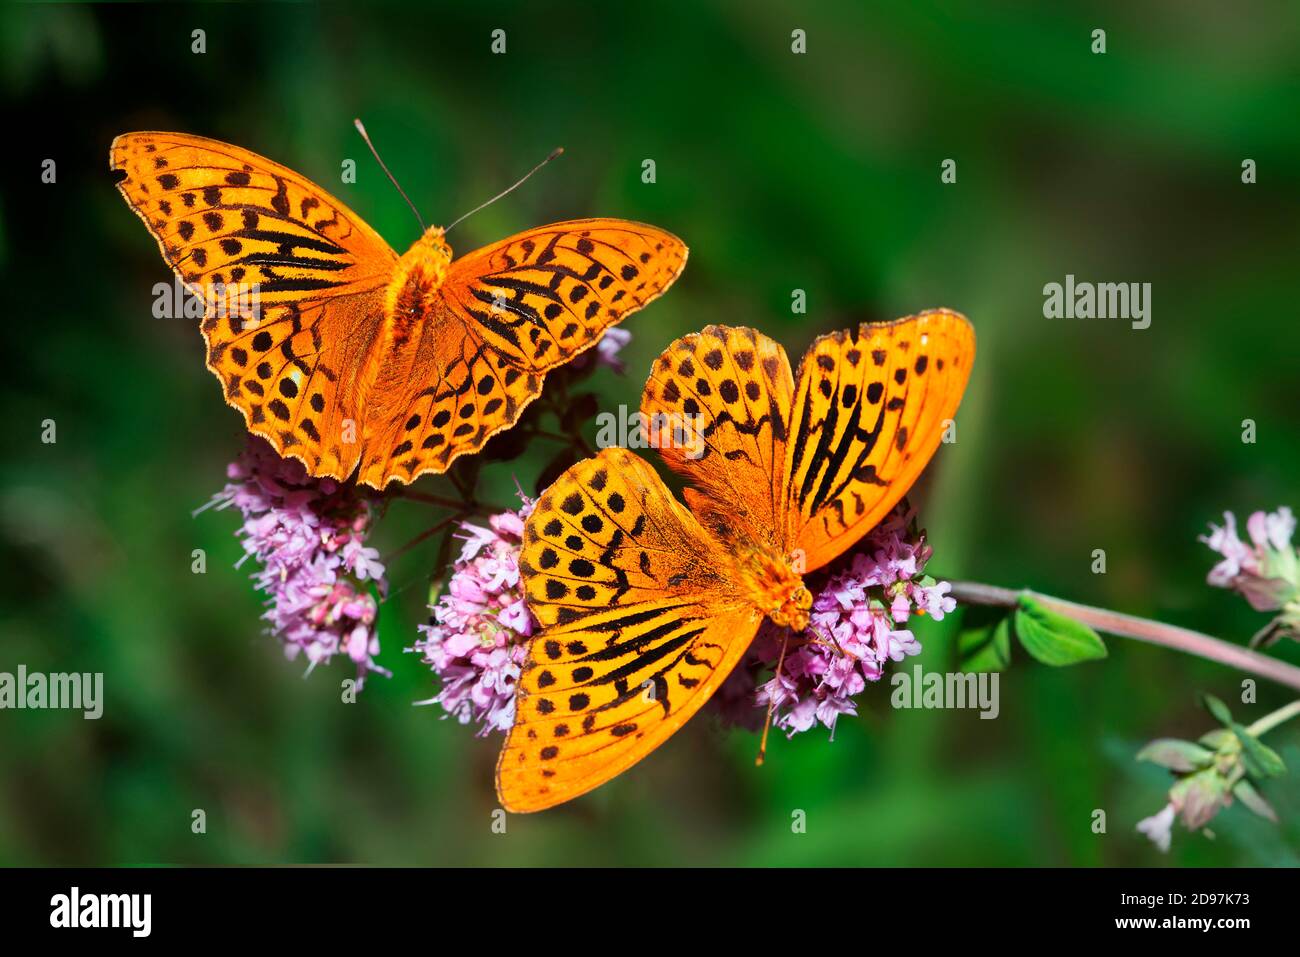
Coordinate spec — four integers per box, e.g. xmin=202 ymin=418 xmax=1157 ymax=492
xmin=111 ymin=132 xmax=397 ymax=479
xmin=499 ymin=447 xmax=760 ymax=812
xmin=783 ymin=310 xmax=974 ymax=570
xmin=355 ymin=220 xmax=687 ymax=487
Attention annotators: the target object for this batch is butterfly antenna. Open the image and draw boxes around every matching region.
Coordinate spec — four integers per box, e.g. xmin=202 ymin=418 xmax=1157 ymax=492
xmin=353 ymin=118 xmax=427 ymax=232
xmin=443 ymin=147 xmax=564 ymax=235
xmin=804 ymin=621 xmax=863 ymax=662
xmin=756 ymin=631 xmax=791 ymax=767
xmin=810 ymin=621 xmax=847 ymax=657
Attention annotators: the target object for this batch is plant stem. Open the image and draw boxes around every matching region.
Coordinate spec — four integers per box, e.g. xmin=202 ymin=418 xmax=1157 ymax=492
xmin=1247 ymin=698 xmax=1300 ymax=737
xmin=391 ymin=490 xmax=472 ymax=510
xmin=532 ymin=429 xmax=573 ymax=443
xmin=948 ymin=581 xmax=1300 ymax=693
xmin=391 ymin=489 xmax=509 ymax=515
xmin=386 ymin=513 xmax=464 ymax=563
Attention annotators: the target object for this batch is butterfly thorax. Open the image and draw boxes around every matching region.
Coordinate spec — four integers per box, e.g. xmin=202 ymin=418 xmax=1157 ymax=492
xmin=732 ymin=544 xmax=812 ymax=632
xmin=383 ymin=228 xmax=453 ymax=349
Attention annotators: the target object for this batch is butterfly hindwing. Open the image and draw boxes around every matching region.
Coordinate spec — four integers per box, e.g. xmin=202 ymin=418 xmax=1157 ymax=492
xmin=355 ymin=323 xmax=542 ymax=486
xmin=500 ymin=447 xmax=760 ymax=812
xmin=784 ymin=310 xmax=975 ymax=571
xmin=112 ymin=132 xmax=400 ymax=479
xmin=640 ymin=325 xmax=796 ymax=551
xmin=216 ymin=295 xmax=386 ymax=479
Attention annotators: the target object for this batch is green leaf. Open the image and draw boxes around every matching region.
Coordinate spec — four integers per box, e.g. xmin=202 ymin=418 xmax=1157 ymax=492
xmin=1232 ymin=726 xmax=1286 ymax=778
xmin=1198 ymin=728 xmax=1236 ymax=750
xmin=1202 ymin=694 xmax=1235 ymax=727
xmin=1232 ymin=779 xmax=1278 ymax=823
xmin=1013 ymin=594 xmax=1107 ymax=666
xmin=1137 ymin=738 xmax=1215 ymax=772
xmin=958 ymin=615 xmax=1012 ymax=673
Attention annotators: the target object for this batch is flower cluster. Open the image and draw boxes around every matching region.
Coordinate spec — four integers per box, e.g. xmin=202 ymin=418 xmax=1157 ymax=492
xmin=410 ymin=502 xmax=535 ymax=735
xmin=717 ymin=507 xmax=955 ymax=737
xmin=1201 ymin=506 xmax=1300 ymax=645
xmin=1129 ymin=507 xmax=1300 ymax=853
xmin=410 ymin=503 xmax=950 ymax=740
xmin=1135 ymin=696 xmax=1285 ymax=853
xmin=203 ymin=436 xmax=388 ymax=686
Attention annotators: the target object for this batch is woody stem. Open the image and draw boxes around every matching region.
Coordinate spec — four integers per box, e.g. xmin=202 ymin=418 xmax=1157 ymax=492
xmin=947 ymin=581 xmax=1300 ymax=694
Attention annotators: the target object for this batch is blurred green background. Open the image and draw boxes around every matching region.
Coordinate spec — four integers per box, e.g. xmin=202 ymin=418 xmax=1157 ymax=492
xmin=2 ymin=1 xmax=1298 ymax=866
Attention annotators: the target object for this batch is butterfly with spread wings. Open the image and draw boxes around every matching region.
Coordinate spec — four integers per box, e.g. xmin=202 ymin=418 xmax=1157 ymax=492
xmin=499 ymin=311 xmax=974 ymax=811
xmin=110 ymin=131 xmax=687 ymax=488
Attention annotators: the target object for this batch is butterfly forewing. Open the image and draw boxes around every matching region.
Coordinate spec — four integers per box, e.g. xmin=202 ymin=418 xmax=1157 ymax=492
xmin=500 ymin=447 xmax=759 ymax=812
xmin=441 ymin=220 xmax=687 ymax=371
xmin=783 ymin=310 xmax=975 ymax=571
xmin=111 ymin=132 xmax=401 ymax=479
xmin=111 ymin=132 xmax=396 ymax=301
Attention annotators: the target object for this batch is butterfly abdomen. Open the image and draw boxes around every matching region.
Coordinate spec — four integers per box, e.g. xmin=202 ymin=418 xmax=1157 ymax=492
xmin=382 ymin=229 xmax=453 ymax=350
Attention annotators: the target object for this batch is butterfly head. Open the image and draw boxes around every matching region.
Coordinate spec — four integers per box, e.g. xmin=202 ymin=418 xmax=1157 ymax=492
xmin=738 ymin=547 xmax=812 ymax=632
xmin=411 ymin=225 xmax=453 ymax=278
xmin=768 ymin=582 xmax=812 ymax=632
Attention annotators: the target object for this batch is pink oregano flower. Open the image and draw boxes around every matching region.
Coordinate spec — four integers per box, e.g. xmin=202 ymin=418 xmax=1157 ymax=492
xmin=1201 ymin=506 xmax=1300 ymax=644
xmin=410 ymin=500 xmax=536 ymax=735
xmin=202 ymin=436 xmax=389 ymax=687
xmin=415 ymin=502 xmax=951 ymax=741
xmin=570 ymin=328 xmax=633 ymax=375
xmin=715 ymin=506 xmax=955 ymax=737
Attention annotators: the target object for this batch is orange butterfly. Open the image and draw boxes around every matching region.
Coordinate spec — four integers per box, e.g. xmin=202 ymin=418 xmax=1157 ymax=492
xmin=498 ymin=311 xmax=974 ymax=811
xmin=110 ymin=131 xmax=687 ymax=488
